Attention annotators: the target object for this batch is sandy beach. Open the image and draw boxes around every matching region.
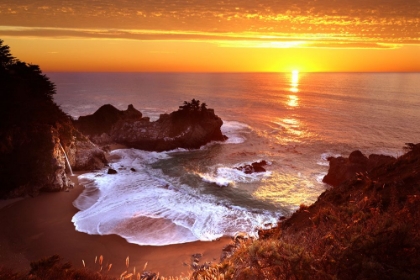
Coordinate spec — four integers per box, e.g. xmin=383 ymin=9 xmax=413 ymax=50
xmin=0 ymin=173 xmax=232 ymax=278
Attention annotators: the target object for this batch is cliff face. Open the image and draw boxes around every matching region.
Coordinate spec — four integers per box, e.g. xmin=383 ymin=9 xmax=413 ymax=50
xmin=0 ymin=123 xmax=108 ymax=198
xmin=285 ymin=144 xmax=420 ymax=231
xmin=323 ymin=150 xmax=396 ymax=187
xmin=0 ymin=124 xmax=59 ymax=197
xmin=0 ymin=40 xmax=108 ymax=198
xmin=75 ymin=101 xmax=227 ymax=151
xmin=71 ymin=140 xmax=107 ymax=171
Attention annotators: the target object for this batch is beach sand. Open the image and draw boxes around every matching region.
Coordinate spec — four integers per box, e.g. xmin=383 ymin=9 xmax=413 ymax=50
xmin=0 ymin=172 xmax=232 ymax=278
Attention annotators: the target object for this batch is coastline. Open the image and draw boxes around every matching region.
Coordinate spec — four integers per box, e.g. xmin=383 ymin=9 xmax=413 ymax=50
xmin=0 ymin=169 xmax=232 ymax=278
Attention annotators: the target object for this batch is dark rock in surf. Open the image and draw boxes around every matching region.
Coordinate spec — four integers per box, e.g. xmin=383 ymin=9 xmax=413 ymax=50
xmin=252 ymin=160 xmax=268 ymax=172
xmin=107 ymin=168 xmax=117 ymax=174
xmin=323 ymin=150 xmax=396 ymax=187
xmin=235 ymin=160 xmax=268 ymax=174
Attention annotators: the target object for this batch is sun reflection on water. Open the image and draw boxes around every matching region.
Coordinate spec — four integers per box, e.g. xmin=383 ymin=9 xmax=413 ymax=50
xmin=253 ymin=172 xmax=323 ymax=210
xmin=287 ymin=70 xmax=300 ymax=107
xmin=268 ymin=116 xmax=315 ymax=145
xmin=287 ymin=94 xmax=299 ymax=107
xmin=290 ymin=70 xmax=299 ymax=93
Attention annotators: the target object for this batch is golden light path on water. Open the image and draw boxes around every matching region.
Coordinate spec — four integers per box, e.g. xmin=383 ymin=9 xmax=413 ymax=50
xmin=253 ymin=70 xmax=322 ymax=208
xmin=288 ymin=71 xmax=299 ymax=107
xmin=253 ymin=173 xmax=320 ymax=209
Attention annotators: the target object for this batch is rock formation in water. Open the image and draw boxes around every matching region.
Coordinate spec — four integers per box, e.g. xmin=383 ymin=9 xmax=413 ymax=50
xmin=0 ymin=40 xmax=107 ymax=198
xmin=235 ymin=160 xmax=268 ymax=174
xmin=74 ymin=104 xmax=143 ymax=137
xmin=75 ymin=99 xmax=228 ymax=151
xmin=322 ymin=150 xmax=396 ymax=187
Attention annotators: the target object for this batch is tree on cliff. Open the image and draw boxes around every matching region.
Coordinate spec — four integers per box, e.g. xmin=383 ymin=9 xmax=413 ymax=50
xmin=178 ymin=99 xmax=208 ymax=113
xmin=0 ymin=39 xmax=66 ymax=128
xmin=0 ymin=39 xmax=74 ymax=197
xmin=0 ymin=39 xmax=14 ymax=67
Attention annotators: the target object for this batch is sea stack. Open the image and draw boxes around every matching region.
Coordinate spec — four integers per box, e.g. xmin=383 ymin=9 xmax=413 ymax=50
xmin=75 ymin=99 xmax=228 ymax=151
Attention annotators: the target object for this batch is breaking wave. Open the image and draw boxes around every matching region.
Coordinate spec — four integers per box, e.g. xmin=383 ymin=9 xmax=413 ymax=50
xmin=72 ymin=149 xmax=281 ymax=246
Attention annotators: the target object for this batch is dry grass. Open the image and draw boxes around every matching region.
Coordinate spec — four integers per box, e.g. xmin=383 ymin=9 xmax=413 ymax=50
xmin=192 ymin=146 xmax=420 ymax=280
xmin=0 ymin=254 xmax=190 ymax=280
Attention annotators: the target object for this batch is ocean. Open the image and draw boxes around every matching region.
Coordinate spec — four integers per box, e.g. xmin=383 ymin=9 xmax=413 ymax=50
xmin=49 ymin=72 xmax=420 ymax=246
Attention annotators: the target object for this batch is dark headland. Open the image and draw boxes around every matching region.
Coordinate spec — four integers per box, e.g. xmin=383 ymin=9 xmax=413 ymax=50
xmin=1 ymin=39 xmax=420 ymax=279
xmin=0 ymin=39 xmax=230 ymax=278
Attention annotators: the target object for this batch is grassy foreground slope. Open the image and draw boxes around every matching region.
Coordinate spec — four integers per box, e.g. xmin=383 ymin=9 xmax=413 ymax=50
xmin=193 ymin=144 xmax=420 ymax=280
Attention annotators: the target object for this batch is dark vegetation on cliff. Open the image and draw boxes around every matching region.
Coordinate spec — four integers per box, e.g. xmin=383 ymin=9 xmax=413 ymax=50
xmin=0 ymin=40 xmax=80 ymax=197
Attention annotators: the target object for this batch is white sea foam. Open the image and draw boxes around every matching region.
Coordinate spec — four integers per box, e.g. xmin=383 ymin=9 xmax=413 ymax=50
xmin=72 ymin=149 xmax=280 ymax=246
xmin=221 ymin=121 xmax=250 ymax=144
xmin=199 ymin=172 xmax=233 ymax=187
xmin=198 ymin=163 xmax=271 ymax=187
xmin=317 ymin=152 xmax=342 ymax=166
xmin=315 ymin=172 xmax=328 ymax=184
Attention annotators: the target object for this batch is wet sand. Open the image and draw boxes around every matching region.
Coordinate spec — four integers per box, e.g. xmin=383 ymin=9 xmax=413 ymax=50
xmin=0 ymin=173 xmax=232 ymax=277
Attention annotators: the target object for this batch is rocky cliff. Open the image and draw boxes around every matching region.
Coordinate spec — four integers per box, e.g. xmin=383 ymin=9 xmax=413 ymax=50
xmin=193 ymin=143 xmax=420 ymax=279
xmin=323 ymin=150 xmax=396 ymax=187
xmin=0 ymin=39 xmax=107 ymax=198
xmin=75 ymin=100 xmax=227 ymax=151
xmin=0 ymin=122 xmax=108 ymax=198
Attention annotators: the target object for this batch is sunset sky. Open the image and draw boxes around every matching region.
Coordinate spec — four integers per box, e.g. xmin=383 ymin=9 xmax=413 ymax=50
xmin=0 ymin=0 xmax=419 ymax=72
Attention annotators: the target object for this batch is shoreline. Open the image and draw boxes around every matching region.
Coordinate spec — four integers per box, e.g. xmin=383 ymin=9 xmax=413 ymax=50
xmin=0 ymin=168 xmax=232 ymax=278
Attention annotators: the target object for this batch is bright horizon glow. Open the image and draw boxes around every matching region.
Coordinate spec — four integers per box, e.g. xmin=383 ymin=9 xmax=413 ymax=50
xmin=1 ymin=0 xmax=419 ymax=72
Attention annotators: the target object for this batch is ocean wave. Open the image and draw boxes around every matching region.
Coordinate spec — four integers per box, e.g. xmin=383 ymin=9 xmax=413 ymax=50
xmin=317 ymin=152 xmax=342 ymax=166
xmin=221 ymin=120 xmax=251 ymax=144
xmin=197 ymin=162 xmax=272 ymax=187
xmin=72 ymin=149 xmax=281 ymax=246
xmin=315 ymin=172 xmax=327 ymax=184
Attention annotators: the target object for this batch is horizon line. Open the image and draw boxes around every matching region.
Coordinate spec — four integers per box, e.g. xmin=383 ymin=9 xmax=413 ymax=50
xmin=44 ymin=70 xmax=420 ymax=74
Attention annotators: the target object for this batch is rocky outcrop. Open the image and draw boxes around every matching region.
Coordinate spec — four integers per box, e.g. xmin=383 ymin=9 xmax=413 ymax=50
xmin=323 ymin=150 xmax=396 ymax=187
xmin=74 ymin=104 xmax=143 ymax=137
xmin=77 ymin=100 xmax=227 ymax=151
xmin=0 ymin=126 xmax=72 ymax=197
xmin=34 ymin=128 xmax=108 ymax=194
xmin=70 ymin=140 xmax=107 ymax=171
xmin=0 ymin=123 xmax=108 ymax=198
xmin=235 ymin=160 xmax=268 ymax=174
xmin=49 ymin=133 xmax=73 ymax=192
xmin=111 ymin=108 xmax=227 ymax=151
